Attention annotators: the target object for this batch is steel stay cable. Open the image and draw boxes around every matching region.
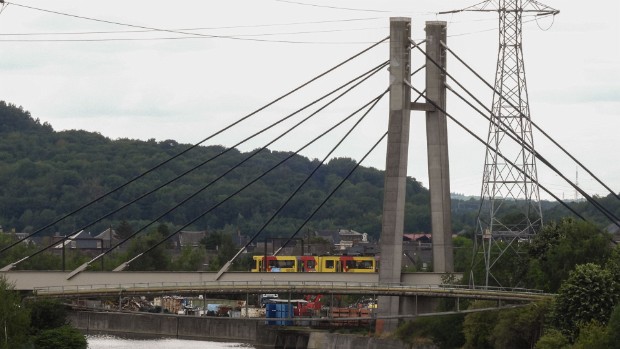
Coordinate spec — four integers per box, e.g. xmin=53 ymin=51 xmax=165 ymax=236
xmin=272 ymin=64 xmax=427 ymax=257
xmin=6 ymin=60 xmax=388 ymax=272
xmin=60 ymin=63 xmax=387 ymax=276
xmin=6 ymin=59 xmax=388 ymax=270
xmin=444 ymin=82 xmax=620 ymax=229
xmin=274 ymin=130 xmax=389 ymax=258
xmin=442 ymin=74 xmax=586 ymax=220
xmin=113 ymin=89 xmax=390 ymax=272
xmin=0 ymin=35 xmax=388 ymax=256
xmin=410 ymin=41 xmax=620 ymax=227
xmin=441 ymin=41 xmax=620 ymax=202
xmin=404 ymin=81 xmax=586 ymax=223
xmin=436 ymin=61 xmax=620 ymax=230
xmin=217 ymin=89 xmax=388 ymax=276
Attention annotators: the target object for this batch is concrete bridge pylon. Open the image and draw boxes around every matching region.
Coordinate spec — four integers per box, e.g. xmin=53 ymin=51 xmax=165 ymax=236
xmin=378 ymin=18 xmax=452 ymax=333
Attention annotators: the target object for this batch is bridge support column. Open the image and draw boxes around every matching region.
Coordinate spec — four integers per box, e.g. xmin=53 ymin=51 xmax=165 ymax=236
xmin=425 ymin=21 xmax=453 ymax=273
xmin=378 ymin=17 xmax=411 ymax=334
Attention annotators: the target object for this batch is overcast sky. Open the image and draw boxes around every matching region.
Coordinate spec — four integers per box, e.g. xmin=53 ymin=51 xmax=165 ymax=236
xmin=0 ymin=0 xmax=618 ymax=201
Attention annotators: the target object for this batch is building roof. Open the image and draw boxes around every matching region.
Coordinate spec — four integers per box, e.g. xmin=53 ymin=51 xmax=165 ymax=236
xmin=178 ymin=230 xmax=207 ymax=247
xmin=403 ymin=233 xmax=432 ymax=242
xmin=93 ymin=228 xmax=119 ymax=241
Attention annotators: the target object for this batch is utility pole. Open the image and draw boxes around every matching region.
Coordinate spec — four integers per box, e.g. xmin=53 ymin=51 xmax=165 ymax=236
xmin=441 ymin=1 xmax=559 ymax=286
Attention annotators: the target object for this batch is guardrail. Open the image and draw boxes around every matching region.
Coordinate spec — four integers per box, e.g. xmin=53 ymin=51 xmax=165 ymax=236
xmin=33 ymin=281 xmax=554 ymax=301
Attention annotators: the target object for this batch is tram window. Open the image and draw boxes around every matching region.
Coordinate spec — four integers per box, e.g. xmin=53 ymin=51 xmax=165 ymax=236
xmin=325 ymin=260 xmax=334 ymax=268
xmin=307 ymin=260 xmax=316 ymax=269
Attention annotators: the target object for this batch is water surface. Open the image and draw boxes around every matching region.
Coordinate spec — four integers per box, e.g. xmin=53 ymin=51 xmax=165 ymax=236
xmin=87 ymin=335 xmax=255 ymax=349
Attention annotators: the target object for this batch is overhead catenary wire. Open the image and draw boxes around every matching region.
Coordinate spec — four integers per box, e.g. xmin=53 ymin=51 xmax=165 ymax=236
xmin=215 ymin=88 xmax=389 ymax=278
xmin=113 ymin=90 xmax=390 ymax=273
xmin=63 ymin=60 xmax=388 ymax=277
xmin=0 ymin=35 xmax=388 ymax=257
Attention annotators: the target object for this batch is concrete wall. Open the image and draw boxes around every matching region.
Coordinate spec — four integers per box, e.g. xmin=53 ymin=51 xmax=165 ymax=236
xmin=69 ymin=311 xmax=433 ymax=349
xmin=307 ymin=332 xmax=436 ymax=349
xmin=69 ymin=311 xmax=271 ymax=344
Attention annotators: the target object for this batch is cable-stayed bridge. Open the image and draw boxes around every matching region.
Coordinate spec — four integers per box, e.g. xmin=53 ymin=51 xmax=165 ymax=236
xmin=1 ymin=15 xmax=618 ymax=331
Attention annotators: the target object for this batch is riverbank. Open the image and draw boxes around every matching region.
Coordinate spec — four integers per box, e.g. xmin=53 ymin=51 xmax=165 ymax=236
xmin=69 ymin=311 xmax=435 ymax=349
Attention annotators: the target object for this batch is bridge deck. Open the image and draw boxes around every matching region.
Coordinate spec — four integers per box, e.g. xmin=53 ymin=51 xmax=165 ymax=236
xmin=2 ymin=271 xmax=552 ymax=302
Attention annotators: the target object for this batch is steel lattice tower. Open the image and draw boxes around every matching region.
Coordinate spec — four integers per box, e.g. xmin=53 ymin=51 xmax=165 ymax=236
xmin=445 ymin=0 xmax=559 ymax=286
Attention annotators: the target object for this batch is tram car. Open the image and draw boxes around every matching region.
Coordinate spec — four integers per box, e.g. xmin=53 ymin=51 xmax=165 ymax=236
xmin=251 ymin=255 xmax=377 ymax=273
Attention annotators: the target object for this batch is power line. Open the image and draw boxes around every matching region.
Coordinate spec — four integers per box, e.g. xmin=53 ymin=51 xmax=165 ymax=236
xmin=0 ymin=26 xmax=388 ymax=44
xmin=0 ymin=25 xmax=386 ymax=37
xmin=5 ymin=2 xmax=379 ymax=45
xmin=274 ymin=0 xmax=390 ymax=13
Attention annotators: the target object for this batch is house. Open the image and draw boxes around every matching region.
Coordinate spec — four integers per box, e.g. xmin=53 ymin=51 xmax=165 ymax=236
xmin=403 ymin=233 xmax=432 ymax=250
xmin=53 ymin=230 xmax=99 ymax=250
xmin=92 ymin=228 xmax=120 ymax=249
xmin=176 ymin=230 xmax=208 ymax=248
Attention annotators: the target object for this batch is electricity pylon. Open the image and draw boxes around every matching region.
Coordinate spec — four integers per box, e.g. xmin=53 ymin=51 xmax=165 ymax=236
xmin=442 ymin=1 xmax=559 ymax=286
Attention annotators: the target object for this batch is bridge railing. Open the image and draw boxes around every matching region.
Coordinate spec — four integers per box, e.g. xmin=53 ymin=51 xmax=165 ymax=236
xmin=32 ymin=280 xmax=551 ymax=297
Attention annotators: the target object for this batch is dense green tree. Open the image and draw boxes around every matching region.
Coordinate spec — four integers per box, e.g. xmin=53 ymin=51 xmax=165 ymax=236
xmin=534 ymin=329 xmax=569 ymax=349
xmin=606 ymin=304 xmax=620 ymax=348
xmin=116 ymin=220 xmax=134 ymax=240
xmin=489 ymin=300 xmax=550 ymax=349
xmin=0 ymin=276 xmax=30 ymax=349
xmin=462 ymin=301 xmax=499 ymax=349
xmin=453 ymin=236 xmax=473 ymax=272
xmin=606 ymin=244 xmax=620 ymax=287
xmin=552 ymin=263 xmax=618 ymax=340
xmin=34 ymin=325 xmax=87 ymax=349
xmin=571 ymin=321 xmax=610 ymax=349
xmin=27 ymin=299 xmax=68 ymax=333
xmin=526 ymin=218 xmax=612 ymax=292
xmin=124 ymin=231 xmax=171 ymax=271
xmin=172 ymin=246 xmax=206 ymax=271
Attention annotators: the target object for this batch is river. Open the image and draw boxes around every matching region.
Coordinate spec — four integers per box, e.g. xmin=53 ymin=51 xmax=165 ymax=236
xmin=86 ymin=335 xmax=255 ymax=349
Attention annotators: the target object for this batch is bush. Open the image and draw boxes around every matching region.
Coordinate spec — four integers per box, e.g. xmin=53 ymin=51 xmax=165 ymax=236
xmin=34 ymin=326 xmax=86 ymax=349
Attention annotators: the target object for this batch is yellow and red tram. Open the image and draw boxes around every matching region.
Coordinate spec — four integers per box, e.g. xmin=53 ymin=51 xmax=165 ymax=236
xmin=251 ymin=255 xmax=377 ymax=273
